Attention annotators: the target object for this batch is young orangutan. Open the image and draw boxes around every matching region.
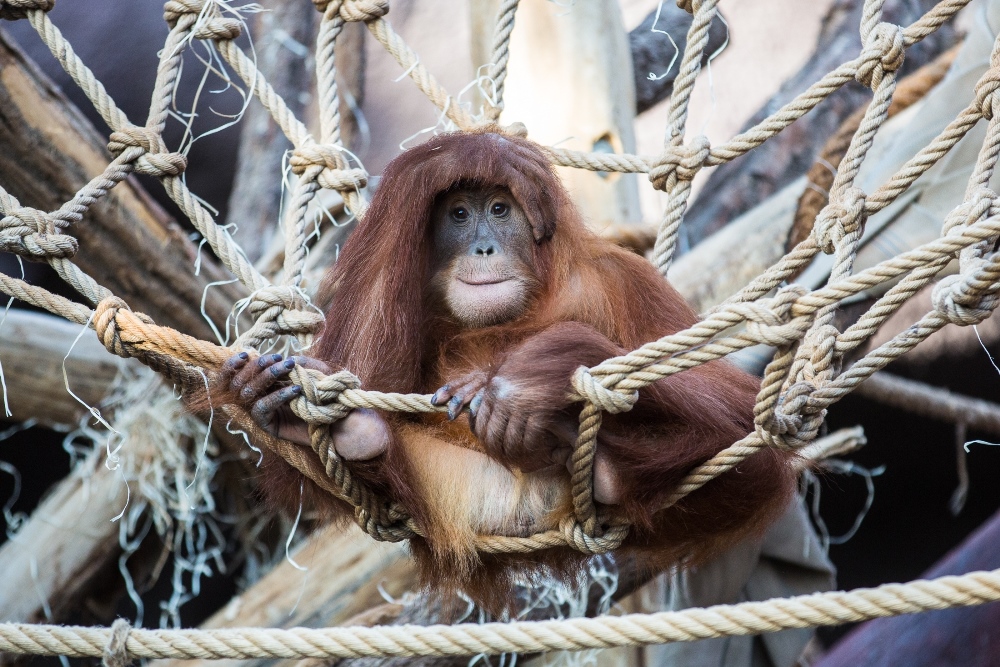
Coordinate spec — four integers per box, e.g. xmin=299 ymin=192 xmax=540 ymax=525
xmin=215 ymin=129 xmax=797 ymax=607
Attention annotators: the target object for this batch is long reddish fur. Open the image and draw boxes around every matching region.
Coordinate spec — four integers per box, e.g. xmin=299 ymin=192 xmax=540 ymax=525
xmin=281 ymin=129 xmax=795 ymax=608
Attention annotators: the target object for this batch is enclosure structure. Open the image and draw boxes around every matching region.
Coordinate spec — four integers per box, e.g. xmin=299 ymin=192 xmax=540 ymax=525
xmin=0 ymin=0 xmax=999 ymax=662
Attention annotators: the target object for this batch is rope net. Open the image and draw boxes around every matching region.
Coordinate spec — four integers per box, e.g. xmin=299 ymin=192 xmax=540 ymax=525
xmin=0 ymin=0 xmax=999 ymax=657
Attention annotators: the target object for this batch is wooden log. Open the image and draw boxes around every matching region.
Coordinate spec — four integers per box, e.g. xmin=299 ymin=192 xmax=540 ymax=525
xmin=855 ymin=372 xmax=1000 ymax=436
xmin=0 ymin=30 xmax=245 ymax=340
xmin=670 ymin=176 xmax=804 ymax=312
xmin=226 ymin=0 xmax=317 ymax=264
xmin=150 ymin=524 xmax=415 ymax=667
xmin=0 ymin=448 xmax=127 ymax=623
xmin=629 ymin=4 xmax=729 ymax=114
xmin=470 ymin=0 xmax=642 ymax=228
xmin=683 ymin=0 xmax=959 ymax=246
xmin=227 ymin=1 xmax=365 ymax=265
xmin=0 ymin=308 xmax=133 ymax=426
xmin=815 ymin=508 xmax=1000 ymax=667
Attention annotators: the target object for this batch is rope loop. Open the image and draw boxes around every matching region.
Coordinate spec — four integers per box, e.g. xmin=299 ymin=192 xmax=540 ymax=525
xmin=308 ymin=426 xmax=416 ymax=541
xmin=559 ymin=516 xmax=629 ymax=555
xmin=813 ymin=186 xmax=867 ymax=253
xmin=974 ymin=66 xmax=1000 ymax=120
xmin=648 ymin=135 xmax=711 ymax=191
xmin=94 ymin=297 xmax=154 ymax=360
xmin=290 ymin=143 xmax=369 ymax=192
xmin=571 ymin=367 xmax=638 ymax=414
xmin=108 ymin=126 xmax=187 ymax=177
xmin=931 ymin=274 xmax=998 ymax=326
xmin=313 ymin=0 xmax=389 ymax=22
xmin=0 ymin=0 xmax=53 ymax=21
xmin=856 ymin=22 xmax=905 ymax=88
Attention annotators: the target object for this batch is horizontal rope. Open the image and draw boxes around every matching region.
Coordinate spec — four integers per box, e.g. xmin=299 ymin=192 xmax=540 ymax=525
xmin=0 ymin=568 xmax=996 ymax=660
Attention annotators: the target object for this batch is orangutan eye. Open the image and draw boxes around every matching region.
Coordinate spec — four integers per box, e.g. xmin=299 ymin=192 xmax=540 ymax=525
xmin=491 ymin=202 xmax=509 ymax=217
xmin=451 ymin=206 xmax=469 ymax=222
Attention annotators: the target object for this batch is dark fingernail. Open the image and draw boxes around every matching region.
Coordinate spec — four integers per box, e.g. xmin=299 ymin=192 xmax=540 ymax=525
xmin=238 ymin=351 xmax=249 ymax=360
xmin=469 ymin=394 xmax=483 ymax=417
xmin=292 ymin=385 xmax=302 ymax=393
xmin=272 ymin=354 xmax=283 ymax=362
xmin=283 ymin=359 xmax=295 ymax=369
xmin=448 ymin=396 xmax=462 ymax=421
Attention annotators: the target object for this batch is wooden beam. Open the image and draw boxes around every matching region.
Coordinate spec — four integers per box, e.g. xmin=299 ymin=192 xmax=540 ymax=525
xmin=683 ymin=0 xmax=959 ymax=245
xmin=150 ymin=525 xmax=415 ymax=667
xmin=0 ymin=29 xmax=246 ymax=340
xmin=0 ymin=449 xmax=127 ymax=622
xmin=0 ymin=308 xmax=133 ymax=426
xmin=629 ymin=4 xmax=729 ymax=114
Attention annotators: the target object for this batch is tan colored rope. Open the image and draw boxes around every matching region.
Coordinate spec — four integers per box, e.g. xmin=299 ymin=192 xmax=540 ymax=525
xmin=1 ymin=0 xmax=1000 ymax=652
xmin=0 ymin=567 xmax=998 ymax=660
xmin=790 ymin=44 xmax=960 ymax=251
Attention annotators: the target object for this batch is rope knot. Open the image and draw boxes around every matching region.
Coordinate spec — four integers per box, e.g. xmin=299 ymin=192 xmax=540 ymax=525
xmin=0 ymin=0 xmax=53 ymax=20
xmin=0 ymin=207 xmax=78 ymax=260
xmin=856 ymin=22 xmax=904 ymax=88
xmin=164 ymin=0 xmax=241 ymax=40
xmin=314 ymin=0 xmax=389 ymax=22
xmin=109 ymin=126 xmax=187 ymax=177
xmin=931 ymin=274 xmax=998 ymax=326
xmin=102 ymin=619 xmax=133 ymax=667
xmin=500 ymin=121 xmax=528 ymax=138
xmin=164 ymin=0 xmax=203 ymax=28
xmin=813 ymin=187 xmax=866 ymax=253
xmin=291 ymin=144 xmax=369 ymax=192
xmin=975 ymin=66 xmax=1000 ymax=120
xmin=248 ymin=285 xmax=325 ymax=338
xmin=193 ymin=16 xmax=242 ymax=40
xmin=756 ymin=381 xmax=827 ymax=451
xmin=942 ymin=189 xmax=997 ymax=243
xmin=648 ymin=135 xmax=711 ymax=191
xmin=729 ymin=285 xmax=809 ymax=347
xmin=94 ymin=297 xmax=131 ymax=359
xmin=292 ymin=368 xmax=362 ymax=424
xmin=559 ymin=516 xmax=628 ymax=554
xmin=571 ymin=367 xmax=638 ymax=414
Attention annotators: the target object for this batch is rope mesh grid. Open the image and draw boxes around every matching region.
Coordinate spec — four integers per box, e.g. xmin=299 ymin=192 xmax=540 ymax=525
xmin=0 ymin=0 xmax=999 ymax=655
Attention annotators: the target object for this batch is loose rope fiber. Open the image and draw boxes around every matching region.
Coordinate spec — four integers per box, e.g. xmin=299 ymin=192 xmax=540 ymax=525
xmin=1 ymin=0 xmax=1000 ymax=654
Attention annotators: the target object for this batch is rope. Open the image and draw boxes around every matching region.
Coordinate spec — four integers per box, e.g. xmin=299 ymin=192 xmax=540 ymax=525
xmin=0 ymin=568 xmax=997 ymax=659
xmin=0 ymin=0 xmax=997 ymax=649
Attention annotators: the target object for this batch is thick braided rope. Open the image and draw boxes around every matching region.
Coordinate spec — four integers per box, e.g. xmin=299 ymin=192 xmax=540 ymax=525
xmin=0 ymin=568 xmax=998 ymax=659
